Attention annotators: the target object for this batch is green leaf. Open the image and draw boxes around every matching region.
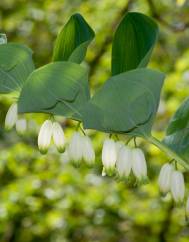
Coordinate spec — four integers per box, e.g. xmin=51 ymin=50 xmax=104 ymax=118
xmin=52 ymin=13 xmax=95 ymax=63
xmin=18 ymin=62 xmax=90 ymax=121
xmin=0 ymin=43 xmax=35 ymax=93
xmin=111 ymin=12 xmax=158 ymax=75
xmin=81 ymin=68 xmax=165 ymax=136
xmin=164 ymin=97 xmax=189 ymax=160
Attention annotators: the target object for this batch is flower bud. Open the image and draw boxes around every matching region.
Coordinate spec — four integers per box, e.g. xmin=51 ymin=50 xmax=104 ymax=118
xmin=116 ymin=145 xmax=132 ymax=179
xmin=52 ymin=122 xmax=65 ymax=153
xmin=158 ymin=163 xmax=173 ymax=194
xmin=16 ymin=119 xmax=27 ymax=135
xmin=186 ymin=196 xmax=189 ymax=219
xmin=68 ymin=132 xmax=83 ymax=166
xmin=132 ymin=148 xmax=147 ymax=182
xmin=5 ymin=103 xmax=18 ymax=130
xmin=38 ymin=120 xmax=53 ymax=154
xmin=171 ymin=170 xmax=185 ymax=203
xmin=82 ymin=136 xmax=95 ymax=166
xmin=102 ymin=138 xmax=117 ymax=174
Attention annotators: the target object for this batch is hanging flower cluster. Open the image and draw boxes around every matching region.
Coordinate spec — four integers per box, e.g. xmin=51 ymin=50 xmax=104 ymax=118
xmin=102 ymin=138 xmax=148 ymax=183
xmin=67 ymin=132 xmax=95 ymax=166
xmin=5 ymin=103 xmax=27 ymax=135
xmin=158 ymin=163 xmax=185 ymax=203
xmin=158 ymin=162 xmax=189 ymax=218
xmin=38 ymin=121 xmax=95 ymax=167
xmin=38 ymin=120 xmax=65 ymax=154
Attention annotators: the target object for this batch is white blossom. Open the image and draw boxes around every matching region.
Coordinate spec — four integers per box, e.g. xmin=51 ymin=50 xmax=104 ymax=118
xmin=102 ymin=138 xmax=117 ymax=174
xmin=38 ymin=120 xmax=53 ymax=154
xmin=116 ymin=145 xmax=132 ymax=178
xmin=115 ymin=141 xmax=124 ymax=155
xmin=82 ymin=136 xmax=95 ymax=166
xmin=16 ymin=119 xmax=27 ymax=135
xmin=170 ymin=170 xmax=185 ymax=203
xmin=158 ymin=163 xmax=173 ymax=194
xmin=5 ymin=103 xmax=18 ymax=130
xmin=132 ymin=148 xmax=147 ymax=182
xmin=52 ymin=122 xmax=65 ymax=153
xmin=68 ymin=132 xmax=83 ymax=166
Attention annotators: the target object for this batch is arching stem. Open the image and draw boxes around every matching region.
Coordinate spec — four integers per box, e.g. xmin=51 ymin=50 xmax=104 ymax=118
xmin=146 ymin=135 xmax=189 ymax=170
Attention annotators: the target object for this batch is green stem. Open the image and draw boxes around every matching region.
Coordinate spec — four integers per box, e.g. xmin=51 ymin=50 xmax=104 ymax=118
xmin=146 ymin=135 xmax=189 ymax=170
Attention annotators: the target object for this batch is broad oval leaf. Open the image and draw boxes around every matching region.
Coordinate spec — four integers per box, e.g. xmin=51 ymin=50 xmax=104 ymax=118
xmin=0 ymin=43 xmax=35 ymax=93
xmin=18 ymin=62 xmax=90 ymax=121
xmin=52 ymin=13 xmax=95 ymax=63
xmin=81 ymin=68 xmax=165 ymax=136
xmin=111 ymin=12 xmax=158 ymax=75
xmin=164 ymin=97 xmax=189 ymax=160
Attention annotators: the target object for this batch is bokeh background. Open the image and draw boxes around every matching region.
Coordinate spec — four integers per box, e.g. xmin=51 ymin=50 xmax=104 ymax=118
xmin=1 ymin=0 xmax=189 ymax=241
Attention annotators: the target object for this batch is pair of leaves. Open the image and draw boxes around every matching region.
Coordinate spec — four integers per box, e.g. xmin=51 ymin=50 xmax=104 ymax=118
xmin=81 ymin=68 xmax=165 ymax=137
xmin=164 ymin=98 xmax=189 ymax=161
xmin=0 ymin=43 xmax=34 ymax=93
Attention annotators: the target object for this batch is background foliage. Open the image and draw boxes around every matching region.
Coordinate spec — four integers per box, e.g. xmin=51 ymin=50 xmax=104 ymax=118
xmin=1 ymin=0 xmax=189 ymax=241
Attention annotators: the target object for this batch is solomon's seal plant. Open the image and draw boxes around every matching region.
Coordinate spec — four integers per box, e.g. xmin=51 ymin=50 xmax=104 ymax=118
xmin=1 ymin=12 xmax=189 ymax=216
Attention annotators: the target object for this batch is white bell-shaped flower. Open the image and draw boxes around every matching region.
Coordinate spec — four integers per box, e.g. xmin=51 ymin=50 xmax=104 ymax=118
xmin=82 ymin=136 xmax=95 ymax=166
xmin=5 ymin=103 xmax=18 ymax=130
xmin=102 ymin=138 xmax=117 ymax=174
xmin=52 ymin=122 xmax=65 ymax=153
xmin=38 ymin=120 xmax=53 ymax=154
xmin=115 ymin=141 xmax=125 ymax=155
xmin=132 ymin=148 xmax=147 ymax=182
xmin=68 ymin=132 xmax=83 ymax=166
xmin=158 ymin=163 xmax=173 ymax=194
xmin=170 ymin=170 xmax=185 ymax=203
xmin=16 ymin=119 xmax=27 ymax=135
xmin=186 ymin=196 xmax=189 ymax=219
xmin=116 ymin=145 xmax=132 ymax=179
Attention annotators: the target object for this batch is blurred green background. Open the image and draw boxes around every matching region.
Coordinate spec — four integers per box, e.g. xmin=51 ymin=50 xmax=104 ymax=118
xmin=1 ymin=0 xmax=189 ymax=241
